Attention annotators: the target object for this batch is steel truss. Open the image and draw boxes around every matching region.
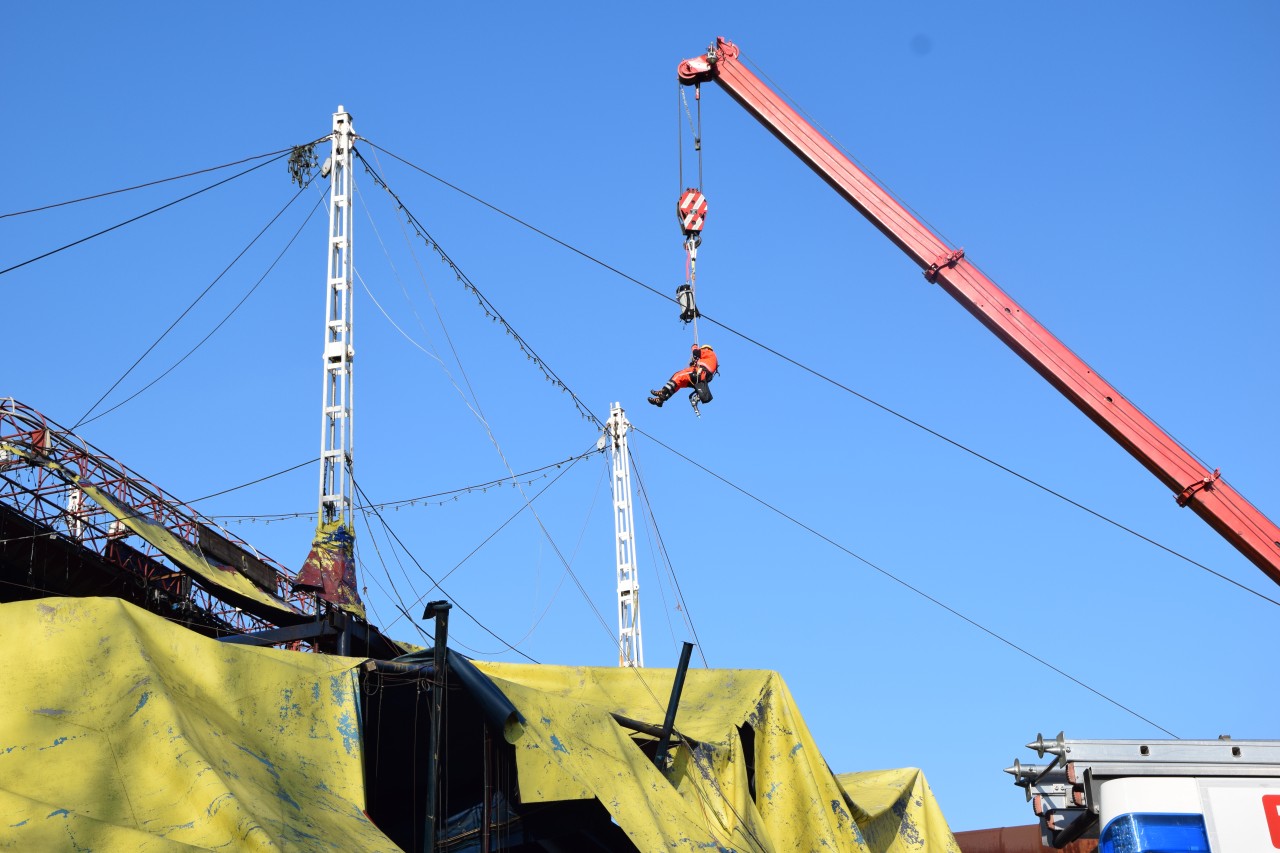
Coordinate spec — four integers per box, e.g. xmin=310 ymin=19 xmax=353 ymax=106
xmin=0 ymin=398 xmax=318 ymax=634
xmin=605 ymin=404 xmax=643 ymax=667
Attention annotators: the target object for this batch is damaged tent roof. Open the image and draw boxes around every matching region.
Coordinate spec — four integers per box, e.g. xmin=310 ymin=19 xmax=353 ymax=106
xmin=470 ymin=660 xmax=959 ymax=851
xmin=0 ymin=597 xmax=959 ymax=852
xmin=0 ymin=596 xmax=391 ymax=852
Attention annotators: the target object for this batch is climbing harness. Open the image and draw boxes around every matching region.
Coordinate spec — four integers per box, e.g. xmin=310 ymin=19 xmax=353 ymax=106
xmin=688 ymin=375 xmax=712 ymax=417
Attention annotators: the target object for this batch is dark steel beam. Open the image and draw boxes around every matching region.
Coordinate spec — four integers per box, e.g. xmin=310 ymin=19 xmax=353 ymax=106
xmin=653 ymin=642 xmax=695 ymax=770
xmin=219 ymin=621 xmax=337 ymax=646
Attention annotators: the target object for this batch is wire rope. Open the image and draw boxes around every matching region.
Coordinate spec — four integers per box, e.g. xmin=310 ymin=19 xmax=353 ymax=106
xmin=633 ymin=424 xmax=1178 ymax=737
xmin=740 ymin=50 xmax=1218 ymax=478
xmin=696 ymin=82 xmax=704 ymax=191
xmin=349 ymin=541 xmax=391 ymax=636
xmin=0 ymin=142 xmax=323 ymax=220
xmin=352 ymin=173 xmax=501 ymax=442
xmin=74 ymin=182 xmax=328 ymax=429
xmin=435 ymin=460 xmax=608 ymax=657
xmin=353 ymin=149 xmax=601 ymax=428
xmin=363 ymin=148 xmax=493 ymax=426
xmin=0 ymin=151 xmax=291 ymax=279
xmin=677 ymin=85 xmax=684 ymax=198
xmin=185 ymin=458 xmax=318 ymax=504
xmin=351 ymin=154 xmax=674 ymax=675
xmin=356 ymin=140 xmax=1279 ymax=608
xmin=379 ymin=444 xmax=599 ymax=634
xmin=354 ymin=514 xmax=431 ymax=645
xmin=352 ymin=164 xmax=633 ymax=662
xmin=632 ymin=477 xmax=684 ymax=658
xmin=629 ymin=448 xmax=708 ymax=667
xmin=208 ymin=451 xmax=599 ymax=523
xmin=351 ymin=474 xmax=539 ymax=664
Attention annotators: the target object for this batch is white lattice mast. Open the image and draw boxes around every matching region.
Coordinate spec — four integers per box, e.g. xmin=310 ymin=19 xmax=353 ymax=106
xmin=318 ymin=107 xmax=355 ymax=527
xmin=607 ymin=403 xmax=643 ymax=667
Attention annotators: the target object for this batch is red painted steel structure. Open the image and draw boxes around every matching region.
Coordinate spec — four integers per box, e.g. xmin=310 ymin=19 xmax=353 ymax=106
xmin=679 ymin=38 xmax=1280 ymax=587
xmin=0 ymin=398 xmax=318 ymax=633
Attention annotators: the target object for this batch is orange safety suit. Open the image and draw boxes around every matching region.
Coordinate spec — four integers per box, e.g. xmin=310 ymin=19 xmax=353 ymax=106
xmin=649 ymin=344 xmax=718 ymax=406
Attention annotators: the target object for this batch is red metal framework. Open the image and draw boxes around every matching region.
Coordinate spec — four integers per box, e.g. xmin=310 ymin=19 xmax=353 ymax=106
xmin=679 ymin=38 xmax=1280 ymax=587
xmin=0 ymin=398 xmax=318 ymax=632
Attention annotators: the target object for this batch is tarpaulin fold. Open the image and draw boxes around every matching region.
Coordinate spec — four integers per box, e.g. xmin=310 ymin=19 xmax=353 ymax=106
xmin=79 ymin=482 xmax=304 ymax=622
xmin=0 ymin=597 xmax=397 ymax=852
xmin=0 ymin=597 xmax=962 ymax=853
xmin=295 ymin=520 xmax=364 ymax=618
xmin=838 ymin=768 xmax=962 ymax=853
xmin=0 ymin=441 xmax=303 ymax=623
xmin=470 ymin=661 xmax=961 ymax=852
xmin=393 ymin=647 xmax=520 ymax=731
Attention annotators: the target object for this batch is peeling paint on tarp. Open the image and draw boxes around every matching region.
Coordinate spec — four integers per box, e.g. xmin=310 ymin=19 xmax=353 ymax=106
xmin=294 ymin=520 xmax=365 ymax=618
xmin=837 ymin=768 xmax=962 ymax=853
xmin=0 ymin=597 xmax=397 ymax=851
xmin=79 ymin=482 xmax=304 ymax=621
xmin=472 ymin=662 xmax=960 ymax=852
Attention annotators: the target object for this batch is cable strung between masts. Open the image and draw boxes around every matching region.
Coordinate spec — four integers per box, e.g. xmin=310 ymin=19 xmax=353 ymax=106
xmin=0 ymin=151 xmax=294 ymax=279
xmin=352 ymin=148 xmax=603 ymax=429
xmin=0 ymin=142 xmax=325 ymax=220
xmin=352 ymin=474 xmax=540 ymax=664
xmin=354 ymin=140 xmax=1278 ymax=607
xmin=632 ymin=424 xmax=1177 ymax=737
xmin=208 ymin=448 xmax=603 ymax=522
xmin=75 ymin=183 xmax=327 ymax=430
xmin=628 ymin=450 xmax=708 ymax=666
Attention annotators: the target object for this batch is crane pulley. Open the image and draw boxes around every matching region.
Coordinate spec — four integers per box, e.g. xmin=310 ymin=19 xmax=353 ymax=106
xmin=677 ymin=188 xmax=708 ymax=236
xmin=676 ymin=188 xmax=706 ymax=324
xmin=644 ymin=83 xmax=718 ymax=416
xmin=676 ymin=36 xmax=1280 ymax=586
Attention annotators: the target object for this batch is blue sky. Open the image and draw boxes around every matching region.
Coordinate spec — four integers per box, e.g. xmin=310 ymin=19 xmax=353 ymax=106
xmin=7 ymin=2 xmax=1278 ymax=833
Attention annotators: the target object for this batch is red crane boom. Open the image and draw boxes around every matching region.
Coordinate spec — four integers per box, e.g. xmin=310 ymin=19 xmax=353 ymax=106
xmin=679 ymin=37 xmax=1280 ymax=587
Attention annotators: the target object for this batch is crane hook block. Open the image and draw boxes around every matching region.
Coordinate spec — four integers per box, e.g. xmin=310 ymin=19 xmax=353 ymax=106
xmin=678 ymin=189 xmax=708 ymax=236
xmin=676 ymin=283 xmax=700 ymax=323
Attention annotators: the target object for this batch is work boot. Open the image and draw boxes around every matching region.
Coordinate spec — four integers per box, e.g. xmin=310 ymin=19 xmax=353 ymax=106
xmin=647 ymin=395 xmax=663 ymax=407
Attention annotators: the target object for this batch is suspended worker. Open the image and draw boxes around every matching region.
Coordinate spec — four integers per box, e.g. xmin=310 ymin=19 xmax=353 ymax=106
xmin=648 ymin=344 xmax=718 ymax=407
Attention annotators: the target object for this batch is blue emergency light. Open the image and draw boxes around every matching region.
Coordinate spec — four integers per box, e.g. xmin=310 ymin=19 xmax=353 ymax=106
xmin=1099 ymin=812 xmax=1210 ymax=853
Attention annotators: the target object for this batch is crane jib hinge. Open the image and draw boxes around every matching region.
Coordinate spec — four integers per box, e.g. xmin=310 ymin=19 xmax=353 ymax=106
xmin=924 ymin=248 xmax=966 ymax=283
xmin=1176 ymin=468 xmax=1221 ymax=507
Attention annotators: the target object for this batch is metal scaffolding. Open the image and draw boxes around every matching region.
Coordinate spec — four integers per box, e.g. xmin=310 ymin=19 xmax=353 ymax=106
xmin=319 ymin=107 xmax=356 ymax=527
xmin=606 ymin=404 xmax=643 ymax=667
xmin=0 ymin=398 xmax=311 ymax=633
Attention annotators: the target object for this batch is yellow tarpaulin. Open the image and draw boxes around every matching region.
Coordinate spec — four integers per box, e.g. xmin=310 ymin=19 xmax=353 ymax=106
xmin=294 ymin=519 xmax=365 ymax=618
xmin=0 ymin=597 xmax=397 ymax=852
xmin=472 ymin=662 xmax=960 ymax=852
xmin=0 ymin=440 xmax=302 ymax=622
xmin=0 ymin=595 xmax=960 ymax=852
xmin=838 ymin=769 xmax=962 ymax=853
xmin=79 ymin=482 xmax=304 ymax=621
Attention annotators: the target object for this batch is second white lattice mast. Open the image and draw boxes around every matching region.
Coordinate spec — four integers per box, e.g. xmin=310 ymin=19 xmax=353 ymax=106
xmin=607 ymin=403 xmax=643 ymax=667
xmin=318 ymin=107 xmax=355 ymax=526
